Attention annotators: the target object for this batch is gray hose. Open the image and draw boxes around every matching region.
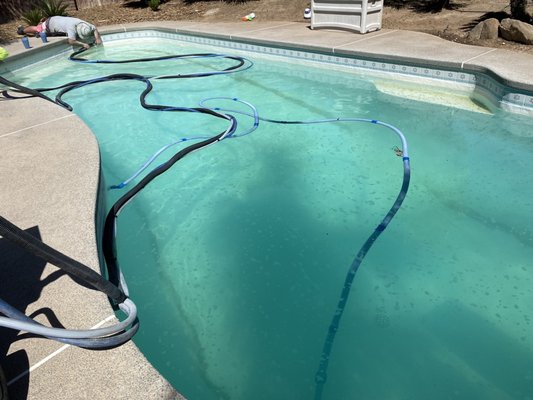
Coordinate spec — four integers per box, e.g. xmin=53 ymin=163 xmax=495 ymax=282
xmin=0 ymin=296 xmax=138 ymax=349
xmin=0 ymin=299 xmax=136 ymax=339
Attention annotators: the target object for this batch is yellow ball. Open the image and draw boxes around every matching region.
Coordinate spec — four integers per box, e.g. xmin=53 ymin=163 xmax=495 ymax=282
xmin=0 ymin=47 xmax=8 ymax=61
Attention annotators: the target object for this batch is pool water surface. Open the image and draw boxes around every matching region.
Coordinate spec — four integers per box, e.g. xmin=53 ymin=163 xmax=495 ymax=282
xmin=10 ymin=37 xmax=533 ymax=400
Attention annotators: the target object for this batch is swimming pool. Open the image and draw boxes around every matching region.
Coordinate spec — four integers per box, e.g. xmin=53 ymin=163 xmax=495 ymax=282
xmin=5 ymin=33 xmax=533 ymax=399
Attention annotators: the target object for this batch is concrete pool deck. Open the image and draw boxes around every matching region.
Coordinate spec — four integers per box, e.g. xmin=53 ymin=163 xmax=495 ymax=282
xmin=0 ymin=21 xmax=532 ymax=399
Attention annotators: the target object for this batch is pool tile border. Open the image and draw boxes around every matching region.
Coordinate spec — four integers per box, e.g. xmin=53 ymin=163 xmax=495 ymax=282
xmin=2 ymin=28 xmax=532 ymax=115
xmin=86 ymin=29 xmax=533 ymax=115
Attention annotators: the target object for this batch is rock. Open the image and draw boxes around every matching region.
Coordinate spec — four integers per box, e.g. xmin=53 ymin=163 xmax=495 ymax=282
xmin=203 ymin=8 xmax=219 ymax=16
xmin=468 ymin=18 xmax=500 ymax=40
xmin=499 ymin=18 xmax=533 ymax=44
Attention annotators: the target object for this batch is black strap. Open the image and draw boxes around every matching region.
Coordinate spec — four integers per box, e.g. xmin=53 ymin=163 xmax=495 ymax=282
xmin=0 ymin=215 xmax=126 ymax=304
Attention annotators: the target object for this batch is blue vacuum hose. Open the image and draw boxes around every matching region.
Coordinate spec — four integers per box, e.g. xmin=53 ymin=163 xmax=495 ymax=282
xmin=0 ymin=47 xmax=411 ymax=391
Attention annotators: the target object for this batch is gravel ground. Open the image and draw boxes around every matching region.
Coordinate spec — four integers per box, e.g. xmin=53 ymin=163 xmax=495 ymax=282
xmin=1 ymin=0 xmax=532 ymax=55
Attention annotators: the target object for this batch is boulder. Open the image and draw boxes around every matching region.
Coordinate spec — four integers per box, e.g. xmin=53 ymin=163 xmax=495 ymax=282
xmin=468 ymin=18 xmax=500 ymax=40
xmin=499 ymin=18 xmax=533 ymax=44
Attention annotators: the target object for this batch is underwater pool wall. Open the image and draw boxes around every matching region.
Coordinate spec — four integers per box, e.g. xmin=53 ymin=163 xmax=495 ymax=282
xmin=106 ymin=28 xmax=533 ymax=115
xmin=3 ymin=24 xmax=531 ymax=115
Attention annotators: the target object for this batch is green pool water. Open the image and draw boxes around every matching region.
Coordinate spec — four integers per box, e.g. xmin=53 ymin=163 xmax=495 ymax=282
xmin=11 ymin=37 xmax=533 ymax=400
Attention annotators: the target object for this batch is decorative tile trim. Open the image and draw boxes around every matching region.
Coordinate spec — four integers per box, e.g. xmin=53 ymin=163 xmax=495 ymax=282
xmin=105 ymin=30 xmax=478 ymax=84
xmin=104 ymin=30 xmax=533 ymax=114
xmin=4 ymin=29 xmax=532 ymax=115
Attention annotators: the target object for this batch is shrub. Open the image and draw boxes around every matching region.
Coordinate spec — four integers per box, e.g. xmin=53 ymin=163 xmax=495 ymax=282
xmin=149 ymin=0 xmax=161 ymax=11
xmin=40 ymin=0 xmax=69 ymax=18
xmin=21 ymin=9 xmax=44 ymax=26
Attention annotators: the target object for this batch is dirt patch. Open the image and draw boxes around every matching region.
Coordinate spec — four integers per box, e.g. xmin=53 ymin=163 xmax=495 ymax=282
xmin=1 ymin=0 xmax=532 ymax=55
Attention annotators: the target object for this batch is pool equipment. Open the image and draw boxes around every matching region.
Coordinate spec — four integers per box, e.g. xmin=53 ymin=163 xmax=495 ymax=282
xmin=311 ymin=0 xmax=383 ymax=33
xmin=0 ymin=215 xmax=138 ymax=349
xmin=111 ymin=97 xmax=260 ymax=189
xmin=314 ymin=125 xmax=409 ymax=399
xmin=197 ymin=98 xmax=411 ymax=400
xmin=0 ymin=48 xmax=250 ymax=350
xmin=0 ymin=46 xmax=411 ymax=397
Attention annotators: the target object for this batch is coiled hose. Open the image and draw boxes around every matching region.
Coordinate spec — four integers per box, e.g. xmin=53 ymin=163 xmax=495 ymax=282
xmin=1 ymin=46 xmax=411 ymax=396
xmin=0 ymin=48 xmax=249 ymax=350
